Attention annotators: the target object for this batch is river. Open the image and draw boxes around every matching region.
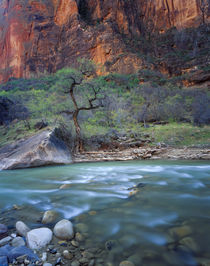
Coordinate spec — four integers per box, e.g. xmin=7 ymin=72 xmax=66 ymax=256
xmin=0 ymin=160 xmax=210 ymax=265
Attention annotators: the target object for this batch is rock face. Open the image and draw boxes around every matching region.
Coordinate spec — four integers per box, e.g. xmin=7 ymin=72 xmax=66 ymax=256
xmin=0 ymin=129 xmax=72 ymax=170
xmin=0 ymin=0 xmax=209 ymax=83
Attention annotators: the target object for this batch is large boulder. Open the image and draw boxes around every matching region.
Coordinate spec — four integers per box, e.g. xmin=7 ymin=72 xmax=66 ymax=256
xmin=0 ymin=129 xmax=72 ymax=170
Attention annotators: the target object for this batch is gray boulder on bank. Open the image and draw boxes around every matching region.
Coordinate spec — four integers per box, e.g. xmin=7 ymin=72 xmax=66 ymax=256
xmin=0 ymin=129 xmax=72 ymax=170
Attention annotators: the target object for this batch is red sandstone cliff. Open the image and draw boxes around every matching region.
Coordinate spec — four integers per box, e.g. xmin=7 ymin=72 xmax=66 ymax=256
xmin=0 ymin=0 xmax=209 ymax=82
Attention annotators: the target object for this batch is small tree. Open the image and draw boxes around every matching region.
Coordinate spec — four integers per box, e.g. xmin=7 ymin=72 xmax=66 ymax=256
xmin=198 ymin=0 xmax=209 ymax=24
xmin=54 ymin=68 xmax=106 ymax=152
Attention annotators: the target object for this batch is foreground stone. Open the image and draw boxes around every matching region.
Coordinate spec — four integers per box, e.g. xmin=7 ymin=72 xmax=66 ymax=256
xmin=0 ymin=224 xmax=8 ymax=240
xmin=0 ymin=244 xmax=39 ymax=263
xmin=16 ymin=221 xmax=30 ymax=237
xmin=27 ymin=228 xmax=53 ymax=250
xmin=53 ymin=219 xmax=74 ymax=240
xmin=0 ymin=129 xmax=72 ymax=170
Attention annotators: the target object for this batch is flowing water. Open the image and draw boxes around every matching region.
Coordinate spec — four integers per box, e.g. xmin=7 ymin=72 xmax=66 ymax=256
xmin=0 ymin=160 xmax=210 ymax=265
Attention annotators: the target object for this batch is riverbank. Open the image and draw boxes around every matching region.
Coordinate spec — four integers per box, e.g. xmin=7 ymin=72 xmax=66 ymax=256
xmin=74 ymin=146 xmax=210 ymax=163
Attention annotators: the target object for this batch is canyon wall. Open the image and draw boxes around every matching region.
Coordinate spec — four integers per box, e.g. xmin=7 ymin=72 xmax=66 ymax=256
xmin=0 ymin=0 xmax=209 ymax=82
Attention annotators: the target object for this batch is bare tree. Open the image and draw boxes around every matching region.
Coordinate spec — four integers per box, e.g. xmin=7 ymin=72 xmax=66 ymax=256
xmin=55 ymin=68 xmax=105 ymax=152
xmin=198 ymin=0 xmax=209 ymax=24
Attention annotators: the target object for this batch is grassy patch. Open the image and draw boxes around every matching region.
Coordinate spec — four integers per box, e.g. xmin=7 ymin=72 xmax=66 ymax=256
xmin=143 ymin=123 xmax=210 ymax=147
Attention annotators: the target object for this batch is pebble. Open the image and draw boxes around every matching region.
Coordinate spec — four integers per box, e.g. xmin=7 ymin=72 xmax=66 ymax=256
xmin=58 ymin=241 xmax=67 ymax=247
xmin=41 ymin=252 xmax=47 ymax=262
xmin=11 ymin=233 xmax=17 ymax=238
xmin=179 ymin=237 xmax=199 ymax=253
xmin=11 ymin=237 xmax=25 ymax=247
xmin=27 ymin=228 xmax=53 ymax=250
xmin=16 ymin=221 xmax=30 ymax=237
xmin=71 ymin=240 xmax=79 ymax=247
xmin=63 ymin=250 xmax=73 ymax=260
xmin=55 ymin=252 xmax=61 ymax=258
xmin=0 ymin=236 xmax=12 ymax=246
xmin=75 ymin=223 xmax=88 ymax=233
xmin=43 ymin=263 xmax=52 ymax=266
xmin=71 ymin=260 xmax=80 ymax=266
xmin=169 ymin=225 xmax=192 ymax=239
xmin=82 ymin=251 xmax=94 ymax=259
xmin=53 ymin=219 xmax=74 ymax=240
xmin=88 ymin=259 xmax=95 ymax=266
xmin=42 ymin=210 xmax=58 ymax=224
xmin=119 ymin=261 xmax=135 ymax=266
xmin=75 ymin=232 xmax=84 ymax=242
xmin=59 ymin=184 xmax=71 ymax=190
xmin=79 ymin=257 xmax=89 ymax=264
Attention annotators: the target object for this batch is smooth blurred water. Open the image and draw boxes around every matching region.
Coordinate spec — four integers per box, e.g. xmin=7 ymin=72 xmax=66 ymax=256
xmin=0 ymin=160 xmax=210 ymax=265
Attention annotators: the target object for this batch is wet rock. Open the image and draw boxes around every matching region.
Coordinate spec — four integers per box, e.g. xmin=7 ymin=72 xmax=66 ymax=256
xmin=63 ymin=250 xmax=73 ymax=260
xmin=11 ymin=237 xmax=25 ymax=247
xmin=8 ymin=246 xmax=39 ymax=263
xmin=82 ymin=251 xmax=94 ymax=259
xmin=71 ymin=260 xmax=80 ymax=266
xmin=75 ymin=223 xmax=88 ymax=233
xmin=179 ymin=237 xmax=199 ymax=253
xmin=0 ymin=236 xmax=12 ymax=246
xmin=41 ymin=252 xmax=47 ymax=262
xmin=16 ymin=221 xmax=30 ymax=237
xmin=55 ymin=257 xmax=63 ymax=265
xmin=71 ymin=240 xmax=79 ymax=247
xmin=79 ymin=257 xmax=89 ymax=264
xmin=42 ymin=210 xmax=58 ymax=224
xmin=169 ymin=225 xmax=192 ymax=239
xmin=0 ymin=244 xmax=12 ymax=257
xmin=105 ymin=240 xmax=117 ymax=251
xmin=59 ymin=184 xmax=71 ymax=190
xmin=53 ymin=219 xmax=74 ymax=240
xmin=88 ymin=259 xmax=95 ymax=266
xmin=0 ymin=256 xmax=8 ymax=266
xmin=75 ymin=232 xmax=84 ymax=242
xmin=48 ymin=248 xmax=57 ymax=254
xmin=43 ymin=263 xmax=53 ymax=266
xmin=27 ymin=228 xmax=53 ymax=250
xmin=0 ymin=224 xmax=8 ymax=240
xmin=119 ymin=261 xmax=135 ymax=266
xmin=58 ymin=241 xmax=67 ymax=247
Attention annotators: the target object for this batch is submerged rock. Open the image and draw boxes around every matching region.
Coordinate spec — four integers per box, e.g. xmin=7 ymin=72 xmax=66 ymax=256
xmin=42 ymin=210 xmax=58 ymax=224
xmin=53 ymin=219 xmax=74 ymax=240
xmin=119 ymin=261 xmax=135 ymax=266
xmin=27 ymin=228 xmax=52 ymax=250
xmin=169 ymin=225 xmax=192 ymax=239
xmin=0 ymin=129 xmax=72 ymax=170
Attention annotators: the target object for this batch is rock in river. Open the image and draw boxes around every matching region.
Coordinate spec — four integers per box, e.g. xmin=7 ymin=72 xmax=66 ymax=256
xmin=0 ymin=128 xmax=72 ymax=170
xmin=27 ymin=228 xmax=52 ymax=250
xmin=42 ymin=210 xmax=58 ymax=224
xmin=53 ymin=219 xmax=74 ymax=240
xmin=0 ymin=224 xmax=8 ymax=240
xmin=16 ymin=221 xmax=30 ymax=237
